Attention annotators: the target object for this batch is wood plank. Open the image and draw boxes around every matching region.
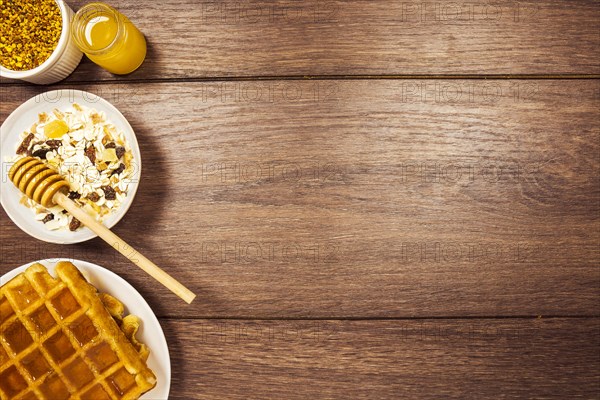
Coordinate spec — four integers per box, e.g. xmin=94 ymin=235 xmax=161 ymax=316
xmin=163 ymin=318 xmax=600 ymax=399
xmin=2 ymin=0 xmax=599 ymax=84
xmin=1 ymin=80 xmax=599 ymax=318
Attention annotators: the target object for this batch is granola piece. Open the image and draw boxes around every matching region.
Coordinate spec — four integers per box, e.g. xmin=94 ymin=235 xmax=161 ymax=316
xmin=68 ymin=191 xmax=81 ymax=200
xmin=111 ymin=163 xmax=125 ymax=177
xmin=91 ymin=113 xmax=103 ymax=124
xmin=85 ymin=145 xmax=96 ymax=164
xmin=17 ymin=133 xmax=35 ymax=154
xmin=32 ymin=148 xmax=49 ymax=159
xmin=45 ymin=139 xmax=63 ymax=149
xmin=69 ymin=217 xmax=81 ymax=231
xmin=102 ymin=148 xmax=118 ymax=163
xmin=115 ymin=146 xmax=126 ymax=159
xmin=124 ymin=152 xmax=133 ymax=168
xmin=87 ymin=192 xmax=100 ymax=202
xmin=101 ymin=185 xmax=116 ymax=200
xmin=42 ymin=214 xmax=54 ymax=224
xmin=105 ymin=142 xmax=116 ymax=149
xmin=53 ymin=108 xmax=65 ymax=119
xmin=44 ymin=120 xmax=69 ymax=138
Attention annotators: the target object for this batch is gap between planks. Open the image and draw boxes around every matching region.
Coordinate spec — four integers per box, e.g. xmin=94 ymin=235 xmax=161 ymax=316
xmin=2 ymin=74 xmax=600 ymax=87
xmin=157 ymin=315 xmax=600 ymax=321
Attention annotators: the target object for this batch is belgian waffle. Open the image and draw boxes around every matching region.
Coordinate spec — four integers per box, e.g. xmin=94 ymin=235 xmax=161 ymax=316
xmin=0 ymin=262 xmax=156 ymax=399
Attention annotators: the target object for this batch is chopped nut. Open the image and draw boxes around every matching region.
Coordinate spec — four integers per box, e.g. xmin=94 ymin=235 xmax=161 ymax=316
xmin=105 ymin=142 xmax=116 ymax=149
xmin=101 ymin=185 xmax=117 ymax=200
xmin=41 ymin=214 xmax=54 ymax=224
xmin=16 ymin=133 xmax=34 ymax=154
xmin=69 ymin=217 xmax=81 ymax=231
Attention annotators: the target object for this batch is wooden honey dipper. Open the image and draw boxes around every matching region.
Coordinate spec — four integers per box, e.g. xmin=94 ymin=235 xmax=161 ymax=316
xmin=9 ymin=156 xmax=196 ymax=304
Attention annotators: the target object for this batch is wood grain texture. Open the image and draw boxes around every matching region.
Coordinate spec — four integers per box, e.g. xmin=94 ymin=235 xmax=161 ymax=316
xmin=1 ymin=80 xmax=598 ymax=318
xmin=162 ymin=318 xmax=600 ymax=399
xmin=2 ymin=0 xmax=598 ymax=84
xmin=1 ymin=1 xmax=599 ymax=397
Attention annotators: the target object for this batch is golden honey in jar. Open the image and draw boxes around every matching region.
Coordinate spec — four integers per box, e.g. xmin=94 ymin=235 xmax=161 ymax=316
xmin=71 ymin=2 xmax=146 ymax=74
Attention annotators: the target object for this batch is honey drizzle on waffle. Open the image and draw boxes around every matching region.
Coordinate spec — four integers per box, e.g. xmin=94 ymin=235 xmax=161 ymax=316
xmin=0 ymin=262 xmax=156 ymax=400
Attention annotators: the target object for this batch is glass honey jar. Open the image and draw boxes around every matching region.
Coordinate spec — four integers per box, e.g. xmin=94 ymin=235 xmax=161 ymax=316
xmin=71 ymin=2 xmax=146 ymax=74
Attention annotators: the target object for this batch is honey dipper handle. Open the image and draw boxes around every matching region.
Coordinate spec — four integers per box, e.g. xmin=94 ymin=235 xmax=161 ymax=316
xmin=54 ymin=191 xmax=197 ymax=304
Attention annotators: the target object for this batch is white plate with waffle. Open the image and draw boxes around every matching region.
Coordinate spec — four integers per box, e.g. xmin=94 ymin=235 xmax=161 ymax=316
xmin=0 ymin=258 xmax=170 ymax=399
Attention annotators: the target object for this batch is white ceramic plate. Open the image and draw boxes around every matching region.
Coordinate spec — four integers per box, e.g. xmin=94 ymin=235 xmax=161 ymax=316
xmin=0 ymin=90 xmax=141 ymax=244
xmin=0 ymin=259 xmax=170 ymax=399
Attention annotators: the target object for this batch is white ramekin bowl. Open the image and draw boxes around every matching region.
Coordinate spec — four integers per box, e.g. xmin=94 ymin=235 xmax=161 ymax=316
xmin=0 ymin=0 xmax=83 ymax=84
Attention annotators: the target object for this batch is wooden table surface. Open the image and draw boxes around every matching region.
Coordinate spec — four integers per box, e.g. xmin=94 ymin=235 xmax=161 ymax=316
xmin=1 ymin=1 xmax=599 ymax=398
